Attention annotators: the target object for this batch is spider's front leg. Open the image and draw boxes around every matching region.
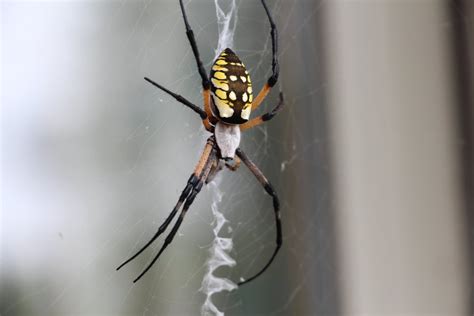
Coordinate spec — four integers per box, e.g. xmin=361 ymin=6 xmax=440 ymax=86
xmin=144 ymin=77 xmax=215 ymax=133
xmin=131 ymin=147 xmax=217 ymax=282
xmin=249 ymin=0 xmax=280 ymax=113
xmin=117 ymin=137 xmax=217 ymax=282
xmin=178 ymin=0 xmax=219 ymax=132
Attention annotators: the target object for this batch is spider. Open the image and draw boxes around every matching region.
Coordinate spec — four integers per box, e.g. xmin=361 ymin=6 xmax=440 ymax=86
xmin=117 ymin=0 xmax=283 ymax=286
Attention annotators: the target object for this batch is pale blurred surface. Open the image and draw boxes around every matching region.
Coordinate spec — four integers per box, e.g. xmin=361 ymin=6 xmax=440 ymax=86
xmin=1 ymin=0 xmax=472 ymax=315
xmin=324 ymin=1 xmax=470 ymax=314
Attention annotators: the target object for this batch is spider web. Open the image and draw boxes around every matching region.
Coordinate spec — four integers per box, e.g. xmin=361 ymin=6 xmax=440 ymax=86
xmin=199 ymin=1 xmax=238 ymax=315
xmin=1 ymin=0 xmax=336 ymax=315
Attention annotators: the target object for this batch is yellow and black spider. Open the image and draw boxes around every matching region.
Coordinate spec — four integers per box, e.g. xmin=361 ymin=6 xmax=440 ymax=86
xmin=117 ymin=0 xmax=283 ymax=287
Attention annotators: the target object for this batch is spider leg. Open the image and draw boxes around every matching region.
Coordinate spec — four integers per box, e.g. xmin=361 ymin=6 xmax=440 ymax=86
xmin=261 ymin=0 xmax=279 ymax=87
xmin=144 ymin=77 xmax=206 ymax=119
xmin=116 ymin=174 xmax=198 ymax=271
xmin=179 ymin=0 xmax=210 ymax=90
xmin=251 ymin=0 xmax=280 ymax=112
xmin=132 ymin=147 xmax=217 ymax=283
xmin=178 ymin=0 xmax=219 ymax=132
xmin=235 ymin=148 xmax=282 ymax=286
xmin=240 ymin=92 xmax=284 ymax=131
xmin=203 ymin=90 xmax=218 ymax=130
xmin=117 ymin=137 xmax=216 ymax=276
xmin=144 ymin=77 xmax=215 ymax=132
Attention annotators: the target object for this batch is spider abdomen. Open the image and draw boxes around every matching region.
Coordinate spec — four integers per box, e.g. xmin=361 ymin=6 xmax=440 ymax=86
xmin=210 ymin=48 xmax=253 ymax=124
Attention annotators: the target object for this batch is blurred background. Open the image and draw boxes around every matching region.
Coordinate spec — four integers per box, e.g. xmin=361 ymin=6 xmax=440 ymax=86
xmin=1 ymin=0 xmax=472 ymax=315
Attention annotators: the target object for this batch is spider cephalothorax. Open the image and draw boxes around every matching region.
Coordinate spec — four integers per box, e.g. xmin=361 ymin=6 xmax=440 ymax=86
xmin=210 ymin=48 xmax=253 ymax=124
xmin=118 ymin=0 xmax=283 ymax=287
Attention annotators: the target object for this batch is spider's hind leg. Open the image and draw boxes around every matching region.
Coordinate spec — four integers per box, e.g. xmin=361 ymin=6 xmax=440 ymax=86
xmin=117 ymin=137 xmax=217 ymax=280
xmin=116 ymin=173 xmax=199 ymax=271
xmin=132 ymin=146 xmax=218 ymax=283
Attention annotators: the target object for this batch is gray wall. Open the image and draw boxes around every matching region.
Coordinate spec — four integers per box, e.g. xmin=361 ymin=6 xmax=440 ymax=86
xmin=323 ymin=1 xmax=471 ymax=314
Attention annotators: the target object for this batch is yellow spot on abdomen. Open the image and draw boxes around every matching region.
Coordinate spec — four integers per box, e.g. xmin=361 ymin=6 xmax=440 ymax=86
xmin=212 ymin=65 xmax=228 ymax=72
xmin=216 ymin=59 xmax=227 ymax=65
xmin=214 ymin=72 xmax=226 ymax=80
xmin=211 ymin=78 xmax=229 ymax=91
xmin=215 ymin=89 xmax=227 ymax=100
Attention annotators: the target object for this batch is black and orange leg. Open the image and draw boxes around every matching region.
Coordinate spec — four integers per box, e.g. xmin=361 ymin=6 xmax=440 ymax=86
xmin=144 ymin=77 xmax=207 ymax=119
xmin=203 ymin=88 xmax=212 ymax=117
xmin=261 ymin=0 xmax=279 ymax=87
xmin=179 ymin=0 xmax=210 ymax=91
xmin=240 ymin=92 xmax=284 ymax=131
xmin=251 ymin=0 xmax=280 ymax=112
xmin=251 ymin=83 xmax=272 ymax=112
xmin=236 ymin=148 xmax=282 ymax=286
xmin=130 ymin=147 xmax=217 ymax=283
xmin=144 ymin=77 xmax=215 ymax=132
xmin=179 ymin=0 xmax=219 ymax=132
xmin=203 ymin=89 xmax=218 ymax=132
xmin=117 ymin=137 xmax=217 ymax=282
